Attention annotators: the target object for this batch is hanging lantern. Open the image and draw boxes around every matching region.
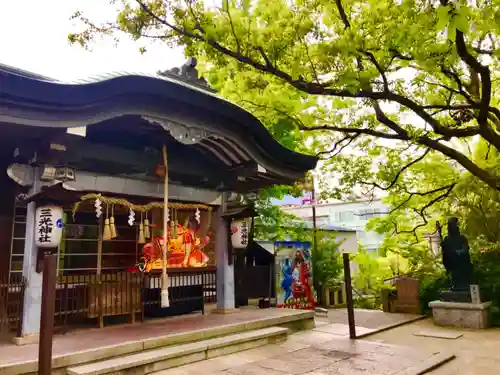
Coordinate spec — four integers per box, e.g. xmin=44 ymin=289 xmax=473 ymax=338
xmin=35 ymin=205 xmax=63 ymax=248
xmin=231 ymin=218 xmax=251 ymax=249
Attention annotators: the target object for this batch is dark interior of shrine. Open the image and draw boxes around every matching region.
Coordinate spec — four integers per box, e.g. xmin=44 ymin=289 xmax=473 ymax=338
xmin=0 ymin=115 xmax=302 ymax=193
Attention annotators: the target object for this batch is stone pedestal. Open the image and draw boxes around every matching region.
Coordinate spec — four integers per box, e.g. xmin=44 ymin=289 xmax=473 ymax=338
xmin=440 ymin=289 xmax=471 ymax=303
xmin=429 ymin=300 xmax=491 ymax=329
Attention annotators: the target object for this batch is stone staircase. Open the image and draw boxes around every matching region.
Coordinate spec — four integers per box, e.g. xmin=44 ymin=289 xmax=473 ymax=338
xmin=0 ymin=310 xmax=314 ymax=375
xmin=66 ymin=327 xmax=289 ymax=375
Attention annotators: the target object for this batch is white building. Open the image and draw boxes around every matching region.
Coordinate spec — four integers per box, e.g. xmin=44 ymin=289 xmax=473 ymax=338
xmin=273 ymin=197 xmax=388 ymax=255
xmin=255 ymin=221 xmax=358 ymax=254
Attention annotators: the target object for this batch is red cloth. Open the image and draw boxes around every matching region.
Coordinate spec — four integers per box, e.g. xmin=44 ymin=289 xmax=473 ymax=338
xmin=183 ymin=229 xmax=194 ymax=244
xmin=292 ymin=261 xmax=313 ymax=302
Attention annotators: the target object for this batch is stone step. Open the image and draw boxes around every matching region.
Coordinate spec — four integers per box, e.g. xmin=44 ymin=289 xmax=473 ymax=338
xmin=66 ymin=327 xmax=289 ymax=375
xmin=0 ymin=310 xmax=314 ymax=375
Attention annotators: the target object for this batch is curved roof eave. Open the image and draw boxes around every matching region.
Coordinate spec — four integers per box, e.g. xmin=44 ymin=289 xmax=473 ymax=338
xmin=0 ymin=66 xmax=318 ymax=178
xmin=0 ymin=62 xmax=59 ymax=82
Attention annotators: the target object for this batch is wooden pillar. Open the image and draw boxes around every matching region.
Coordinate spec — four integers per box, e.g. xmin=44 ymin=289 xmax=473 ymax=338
xmin=343 ymin=253 xmax=356 ymax=339
xmin=97 ymin=217 xmax=104 ymax=329
xmin=38 ymin=254 xmax=57 ymax=375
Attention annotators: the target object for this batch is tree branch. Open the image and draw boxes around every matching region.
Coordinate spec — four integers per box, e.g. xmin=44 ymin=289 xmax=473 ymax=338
xmin=136 ymin=0 xmax=480 ymax=137
xmin=132 ymin=0 xmax=500 ymax=191
xmin=455 ymin=30 xmax=491 ymax=126
xmin=222 ymin=0 xmax=241 ymax=54
xmin=392 ymin=183 xmax=456 ymax=239
xmin=440 ymin=66 xmax=473 ymax=102
xmin=372 ymin=101 xmax=410 ymax=138
xmin=473 ymin=48 xmax=494 ymax=55
xmin=359 ymin=148 xmax=430 ymax=191
xmin=388 ymin=48 xmax=413 ymax=63
xmin=363 ymin=51 xmax=389 ymax=91
xmin=237 ymin=99 xmax=407 ymax=140
xmin=257 ymin=46 xmax=274 ymax=68
xmin=372 ymin=102 xmax=500 ymax=189
xmin=316 ymin=134 xmax=360 ymax=159
xmin=454 ymin=30 xmax=500 ymax=152
xmin=334 ymin=0 xmax=350 ymax=29
xmin=416 ymin=135 xmax=500 ymax=190
xmin=301 ymin=38 xmax=320 ymax=84
xmin=299 ymin=124 xmax=407 ymax=139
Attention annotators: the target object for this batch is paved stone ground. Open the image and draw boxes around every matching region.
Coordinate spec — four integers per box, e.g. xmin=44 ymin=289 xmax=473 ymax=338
xmin=363 ymin=318 xmax=500 ymax=375
xmin=319 ymin=308 xmax=423 ymax=330
xmin=153 ymin=321 xmax=443 ymax=375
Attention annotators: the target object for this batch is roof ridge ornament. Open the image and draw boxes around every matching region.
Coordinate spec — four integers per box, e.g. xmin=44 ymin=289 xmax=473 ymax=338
xmin=157 ymin=58 xmax=215 ymax=92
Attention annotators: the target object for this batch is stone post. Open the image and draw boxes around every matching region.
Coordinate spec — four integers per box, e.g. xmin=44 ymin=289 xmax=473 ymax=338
xmin=13 ymin=170 xmax=42 ymax=345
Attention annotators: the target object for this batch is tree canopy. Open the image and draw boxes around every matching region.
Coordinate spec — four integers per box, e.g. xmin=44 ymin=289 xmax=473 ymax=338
xmin=68 ymin=0 xmax=500 ymax=209
xmin=369 ymin=138 xmax=500 ymax=261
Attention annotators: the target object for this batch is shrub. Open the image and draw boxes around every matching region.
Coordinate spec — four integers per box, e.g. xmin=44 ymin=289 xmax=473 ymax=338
xmin=419 ymin=270 xmax=448 ymax=314
xmin=471 ymin=246 xmax=500 ymax=326
xmin=312 ymin=235 xmax=343 ymax=305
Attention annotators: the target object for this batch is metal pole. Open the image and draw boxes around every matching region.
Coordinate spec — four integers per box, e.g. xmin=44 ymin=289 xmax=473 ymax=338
xmin=38 ymin=253 xmax=57 ymax=375
xmin=311 ymin=186 xmax=317 ymax=255
xmin=311 ymin=179 xmax=319 ymax=303
xmin=343 ymin=253 xmax=356 ymax=339
xmin=161 ymin=145 xmax=170 ymax=308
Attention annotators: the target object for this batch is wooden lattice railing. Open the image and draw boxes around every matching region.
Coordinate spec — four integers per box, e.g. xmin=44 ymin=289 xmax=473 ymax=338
xmin=0 ymin=274 xmax=25 ymax=335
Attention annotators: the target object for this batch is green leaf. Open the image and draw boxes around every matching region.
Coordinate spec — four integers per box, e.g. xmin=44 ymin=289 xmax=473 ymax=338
xmin=447 ymin=24 xmax=457 ymax=41
xmin=69 ymin=0 xmax=500 ymax=213
xmin=436 ymin=5 xmax=451 ymax=31
xmin=454 ymin=14 xmax=469 ymax=33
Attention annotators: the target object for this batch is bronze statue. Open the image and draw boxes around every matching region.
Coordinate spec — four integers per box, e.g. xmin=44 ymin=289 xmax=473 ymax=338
xmin=438 ymin=218 xmax=473 ymax=301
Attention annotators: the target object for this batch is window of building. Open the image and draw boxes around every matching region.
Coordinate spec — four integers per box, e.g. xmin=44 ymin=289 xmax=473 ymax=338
xmin=337 ymin=211 xmax=355 ymax=222
xmin=356 ymin=208 xmax=386 ymax=220
xmin=303 ymin=215 xmax=329 ymax=225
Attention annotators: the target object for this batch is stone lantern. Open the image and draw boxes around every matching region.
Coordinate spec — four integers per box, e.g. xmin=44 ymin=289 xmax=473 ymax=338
xmin=423 ymin=231 xmax=441 ymax=256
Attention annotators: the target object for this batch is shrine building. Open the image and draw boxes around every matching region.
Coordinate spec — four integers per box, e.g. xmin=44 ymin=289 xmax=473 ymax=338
xmin=0 ymin=60 xmax=318 ymax=343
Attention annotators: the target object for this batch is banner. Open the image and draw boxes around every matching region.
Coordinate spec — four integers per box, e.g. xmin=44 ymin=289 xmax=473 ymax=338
xmin=275 ymin=241 xmax=316 ymax=309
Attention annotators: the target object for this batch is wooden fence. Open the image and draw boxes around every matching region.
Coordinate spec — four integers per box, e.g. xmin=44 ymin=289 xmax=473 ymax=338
xmin=52 ymin=267 xmax=217 ymax=332
xmin=0 ymin=274 xmax=25 ymax=336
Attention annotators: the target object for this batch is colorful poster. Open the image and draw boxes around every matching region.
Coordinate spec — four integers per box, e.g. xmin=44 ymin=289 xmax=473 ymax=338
xmin=142 ymin=221 xmax=211 ymax=269
xmin=275 ymin=241 xmax=316 ymax=309
xmin=127 ymin=216 xmax=211 ymax=272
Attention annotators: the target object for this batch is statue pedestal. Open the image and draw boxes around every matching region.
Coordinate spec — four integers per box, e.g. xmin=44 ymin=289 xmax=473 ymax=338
xmin=440 ymin=289 xmax=471 ymax=303
xmin=429 ymin=300 xmax=492 ymax=329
